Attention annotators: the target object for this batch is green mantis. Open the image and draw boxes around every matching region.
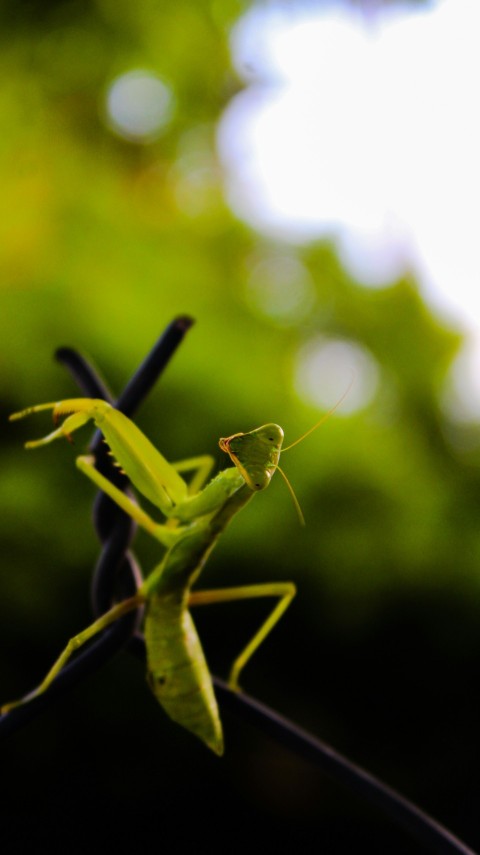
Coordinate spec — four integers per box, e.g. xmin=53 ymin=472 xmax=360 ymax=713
xmin=2 ymin=396 xmax=330 ymax=755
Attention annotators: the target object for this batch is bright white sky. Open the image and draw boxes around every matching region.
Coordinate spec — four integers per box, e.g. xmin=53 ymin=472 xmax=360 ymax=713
xmin=217 ymin=0 xmax=480 ymax=417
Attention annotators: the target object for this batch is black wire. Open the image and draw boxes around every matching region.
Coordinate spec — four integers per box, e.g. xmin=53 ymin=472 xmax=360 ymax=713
xmin=113 ymin=315 xmax=194 ymax=418
xmin=213 ymin=678 xmax=478 ymax=855
xmin=130 ymin=629 xmax=479 ymax=855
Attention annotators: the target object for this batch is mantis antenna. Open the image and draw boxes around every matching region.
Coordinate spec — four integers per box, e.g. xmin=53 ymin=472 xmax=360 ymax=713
xmin=274 ymin=464 xmax=306 ymax=527
xmin=275 ymin=376 xmax=354 ymax=525
xmin=280 ymin=374 xmax=354 ymax=453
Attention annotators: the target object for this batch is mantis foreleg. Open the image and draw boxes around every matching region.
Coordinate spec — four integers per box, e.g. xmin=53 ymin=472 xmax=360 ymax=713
xmin=76 ymin=456 xmax=181 ymax=547
xmin=188 ymin=582 xmax=296 ymax=690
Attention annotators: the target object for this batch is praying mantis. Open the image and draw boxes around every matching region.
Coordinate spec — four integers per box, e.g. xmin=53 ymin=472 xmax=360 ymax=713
xmin=2 ymin=396 xmax=333 ymax=755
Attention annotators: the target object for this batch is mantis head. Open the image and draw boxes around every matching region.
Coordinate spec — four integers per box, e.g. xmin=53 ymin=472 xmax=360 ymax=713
xmin=219 ymin=424 xmax=284 ymax=491
xmin=219 ymin=380 xmax=352 ymax=524
xmin=219 ymin=422 xmax=304 ymax=523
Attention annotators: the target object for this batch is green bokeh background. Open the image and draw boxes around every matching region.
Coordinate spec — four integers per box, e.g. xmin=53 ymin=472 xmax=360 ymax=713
xmin=1 ymin=2 xmax=479 ymax=852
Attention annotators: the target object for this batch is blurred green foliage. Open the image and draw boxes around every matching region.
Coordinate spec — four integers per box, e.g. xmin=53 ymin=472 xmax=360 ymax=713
xmin=1 ymin=2 xmax=479 ymax=853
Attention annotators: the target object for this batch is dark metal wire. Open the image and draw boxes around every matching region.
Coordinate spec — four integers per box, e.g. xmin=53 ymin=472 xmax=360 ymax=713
xmin=0 ymin=316 xmax=476 ymax=855
xmin=213 ymin=679 xmax=478 ymax=855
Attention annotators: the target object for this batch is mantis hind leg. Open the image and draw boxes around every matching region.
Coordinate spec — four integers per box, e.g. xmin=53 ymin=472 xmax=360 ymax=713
xmin=188 ymin=582 xmax=296 ymax=691
xmin=1 ymin=594 xmax=144 ymax=714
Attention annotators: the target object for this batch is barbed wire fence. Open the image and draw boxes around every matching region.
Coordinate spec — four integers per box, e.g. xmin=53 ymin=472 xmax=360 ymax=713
xmin=0 ymin=316 xmax=476 ymax=855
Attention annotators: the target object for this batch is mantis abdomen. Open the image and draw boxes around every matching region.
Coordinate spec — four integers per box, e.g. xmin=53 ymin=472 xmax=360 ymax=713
xmin=144 ymin=593 xmax=223 ymax=755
